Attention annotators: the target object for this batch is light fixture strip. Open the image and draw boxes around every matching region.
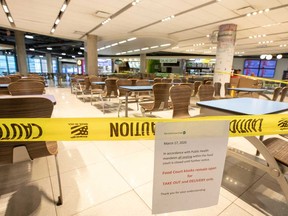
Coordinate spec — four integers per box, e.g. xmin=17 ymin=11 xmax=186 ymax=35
xmin=50 ymin=0 xmax=70 ymax=34
xmin=1 ymin=0 xmax=15 ymax=26
xmin=98 ymin=42 xmax=171 ymax=55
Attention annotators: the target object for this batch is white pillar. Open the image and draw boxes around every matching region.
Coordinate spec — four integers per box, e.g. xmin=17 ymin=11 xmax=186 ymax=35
xmin=214 ymin=24 xmax=237 ymax=96
xmin=86 ymin=35 xmax=98 ymax=76
xmin=14 ymin=30 xmax=28 ymax=76
xmin=46 ymin=53 xmax=52 ymax=73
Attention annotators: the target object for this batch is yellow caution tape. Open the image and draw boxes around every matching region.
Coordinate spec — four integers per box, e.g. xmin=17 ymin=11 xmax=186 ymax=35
xmin=214 ymin=70 xmax=288 ymax=85
xmin=0 ymin=114 xmax=288 ymax=141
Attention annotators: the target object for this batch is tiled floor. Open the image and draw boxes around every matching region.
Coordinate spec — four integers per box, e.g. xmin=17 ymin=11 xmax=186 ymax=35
xmin=0 ymin=82 xmax=288 ymax=216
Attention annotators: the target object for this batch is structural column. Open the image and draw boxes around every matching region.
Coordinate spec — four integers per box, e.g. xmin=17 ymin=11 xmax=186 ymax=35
xmin=140 ymin=53 xmax=146 ymax=74
xmin=86 ymin=35 xmax=98 ymax=76
xmin=214 ymin=24 xmax=237 ymax=96
xmin=46 ymin=53 xmax=53 ymax=73
xmin=14 ymin=30 xmax=28 ymax=75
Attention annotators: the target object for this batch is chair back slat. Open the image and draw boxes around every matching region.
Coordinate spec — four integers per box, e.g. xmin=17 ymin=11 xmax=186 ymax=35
xmin=116 ymin=79 xmax=132 ymax=97
xmin=198 ymin=84 xmax=215 ymax=101
xmin=105 ymin=78 xmax=119 ymax=98
xmin=170 ymin=85 xmax=192 ymax=118
xmin=153 ymin=83 xmax=172 ymax=109
xmin=8 ymin=81 xmax=45 ymax=95
xmin=280 ymin=87 xmax=288 ymax=102
xmin=272 ymin=87 xmax=282 ymax=101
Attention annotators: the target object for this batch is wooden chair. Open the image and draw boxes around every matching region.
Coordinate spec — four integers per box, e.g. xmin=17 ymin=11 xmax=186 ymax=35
xmin=214 ymin=82 xmax=221 ymax=98
xmin=0 ymin=76 xmax=11 ymax=84
xmin=224 ymin=82 xmax=233 ymax=98
xmin=261 ymin=137 xmax=288 ymax=201
xmin=153 ymin=78 xmax=162 ymax=84
xmin=0 ymin=77 xmax=11 ymax=95
xmin=198 ymin=84 xmax=215 ymax=101
xmin=205 ymin=80 xmax=213 ymax=85
xmin=180 ymin=83 xmax=194 ymax=97
xmin=136 ymin=79 xmax=153 ymax=102
xmin=139 ymin=83 xmax=172 ymax=116
xmin=192 ymin=81 xmax=202 ymax=97
xmin=280 ymin=87 xmax=288 ymax=102
xmin=180 ymin=77 xmax=187 ymax=83
xmin=70 ymin=75 xmax=85 ymax=94
xmin=161 ymin=78 xmax=172 ymax=83
xmin=8 ymin=81 xmax=45 ymax=95
xmin=89 ymin=76 xmax=105 ymax=90
xmin=89 ymin=76 xmax=105 ymax=111
xmin=0 ymin=97 xmax=63 ymax=205
xmin=172 ymin=78 xmax=181 ymax=83
xmin=272 ymin=87 xmax=282 ymax=101
xmin=74 ymin=80 xmax=90 ymax=102
xmin=170 ymin=85 xmax=192 ymax=118
xmin=103 ymin=78 xmax=118 ymax=100
xmin=7 ymin=75 xmax=21 ymax=82
xmin=17 ymin=78 xmax=45 ymax=84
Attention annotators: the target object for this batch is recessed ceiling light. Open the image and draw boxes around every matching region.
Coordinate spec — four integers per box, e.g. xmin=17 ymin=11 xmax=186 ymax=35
xmin=119 ymin=40 xmax=127 ymax=44
xmin=60 ymin=2 xmax=67 ymax=12
xmin=47 ymin=47 xmax=52 ymax=50
xmin=150 ymin=46 xmax=159 ymax=49
xmin=25 ymin=35 xmax=34 ymax=39
xmin=29 ymin=48 xmax=35 ymax=51
xmin=55 ymin=18 xmax=60 ymax=25
xmin=61 ymin=53 xmax=66 ymax=55
xmin=80 ymin=47 xmax=85 ymax=50
xmin=127 ymin=37 xmax=136 ymax=41
xmin=7 ymin=16 xmax=13 ymax=23
xmin=2 ymin=5 xmax=9 ymax=13
xmin=78 ymin=52 xmax=82 ymax=55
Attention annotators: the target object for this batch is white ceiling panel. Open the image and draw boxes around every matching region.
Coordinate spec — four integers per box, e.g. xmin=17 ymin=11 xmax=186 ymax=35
xmin=1 ymin=0 xmax=288 ymax=56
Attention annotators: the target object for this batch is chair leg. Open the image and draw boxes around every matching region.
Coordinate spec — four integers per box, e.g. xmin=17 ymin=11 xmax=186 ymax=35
xmin=117 ymin=99 xmax=123 ymax=117
xmin=54 ymin=154 xmax=63 ymax=206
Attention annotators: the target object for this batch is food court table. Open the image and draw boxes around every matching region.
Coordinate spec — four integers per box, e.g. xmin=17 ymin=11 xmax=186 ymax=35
xmin=197 ymin=97 xmax=288 ymax=115
xmin=197 ymin=98 xmax=288 ymax=201
xmin=119 ymin=85 xmax=153 ymax=117
xmin=227 ymin=87 xmax=271 ymax=100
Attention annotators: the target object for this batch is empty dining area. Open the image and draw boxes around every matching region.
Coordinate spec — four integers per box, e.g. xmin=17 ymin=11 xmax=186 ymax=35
xmin=1 ymin=73 xmax=288 ymax=215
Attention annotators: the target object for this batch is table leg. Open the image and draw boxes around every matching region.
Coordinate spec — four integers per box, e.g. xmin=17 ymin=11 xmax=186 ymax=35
xmin=125 ymin=91 xmax=129 ymax=117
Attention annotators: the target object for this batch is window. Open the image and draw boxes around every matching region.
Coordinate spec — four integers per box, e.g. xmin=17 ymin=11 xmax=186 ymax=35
xmin=7 ymin=56 xmax=16 ymax=73
xmin=0 ymin=55 xmax=8 ymax=75
xmin=52 ymin=59 xmax=58 ymax=73
xmin=41 ymin=58 xmax=48 ymax=73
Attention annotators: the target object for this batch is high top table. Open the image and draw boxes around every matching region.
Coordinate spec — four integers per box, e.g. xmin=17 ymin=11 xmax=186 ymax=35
xmin=197 ymin=97 xmax=288 ymax=202
xmin=119 ymin=85 xmax=153 ymax=117
xmin=197 ymin=97 xmax=288 ymax=115
xmin=227 ymin=87 xmax=271 ymax=100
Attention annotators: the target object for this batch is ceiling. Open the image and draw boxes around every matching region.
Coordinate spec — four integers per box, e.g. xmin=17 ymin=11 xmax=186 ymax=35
xmin=1 ymin=0 xmax=288 ymax=59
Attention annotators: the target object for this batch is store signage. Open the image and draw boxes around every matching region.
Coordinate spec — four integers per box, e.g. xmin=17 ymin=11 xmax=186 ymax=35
xmin=152 ymin=121 xmax=229 ymax=214
xmin=160 ymin=59 xmax=178 ymax=63
xmin=77 ymin=59 xmax=82 ymax=66
xmin=114 ymin=59 xmax=123 ymax=65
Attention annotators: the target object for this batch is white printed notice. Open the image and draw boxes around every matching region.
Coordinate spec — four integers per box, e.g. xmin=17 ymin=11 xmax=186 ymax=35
xmin=152 ymin=120 xmax=229 ymax=214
